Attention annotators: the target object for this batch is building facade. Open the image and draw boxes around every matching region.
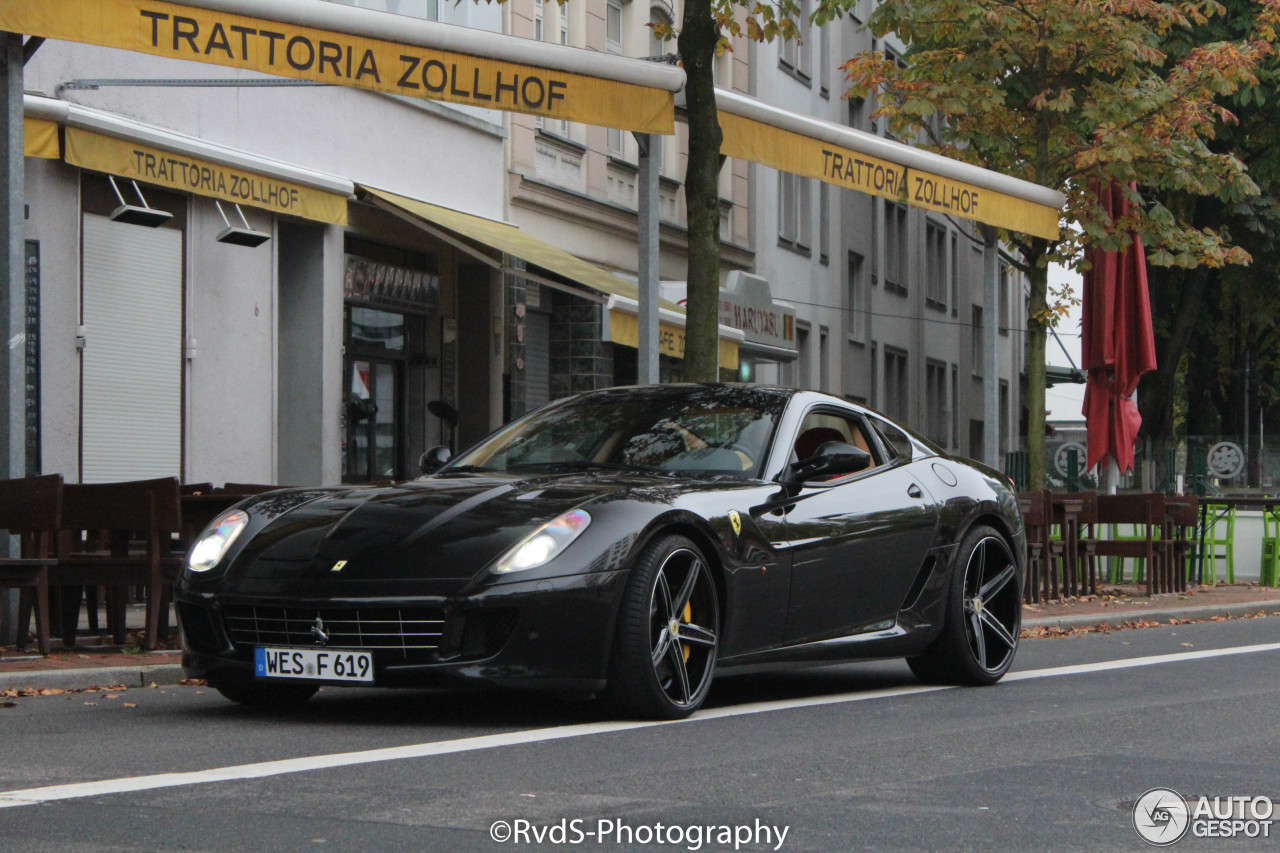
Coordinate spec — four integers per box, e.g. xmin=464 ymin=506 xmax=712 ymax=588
xmin=748 ymin=0 xmax=1028 ymax=460
xmin=15 ymin=0 xmax=1029 ymax=496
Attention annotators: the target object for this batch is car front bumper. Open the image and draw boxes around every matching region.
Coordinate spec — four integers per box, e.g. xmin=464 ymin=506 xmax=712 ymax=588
xmin=176 ymin=569 xmax=629 ymax=693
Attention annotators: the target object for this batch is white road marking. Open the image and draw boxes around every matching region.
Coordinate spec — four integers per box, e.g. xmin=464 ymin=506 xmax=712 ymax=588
xmin=2 ymin=641 xmax=1277 ymax=809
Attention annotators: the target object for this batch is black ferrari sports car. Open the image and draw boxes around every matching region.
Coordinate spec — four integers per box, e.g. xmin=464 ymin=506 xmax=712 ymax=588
xmin=177 ymin=384 xmax=1024 ymax=719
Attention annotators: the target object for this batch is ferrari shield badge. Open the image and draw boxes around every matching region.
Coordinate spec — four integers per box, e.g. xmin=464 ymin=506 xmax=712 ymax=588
xmin=728 ymin=510 xmax=742 ymax=536
xmin=331 ymin=560 xmax=348 ymax=573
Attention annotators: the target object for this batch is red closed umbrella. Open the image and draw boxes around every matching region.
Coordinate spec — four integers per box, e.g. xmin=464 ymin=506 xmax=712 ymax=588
xmin=1081 ymin=181 xmax=1158 ymax=474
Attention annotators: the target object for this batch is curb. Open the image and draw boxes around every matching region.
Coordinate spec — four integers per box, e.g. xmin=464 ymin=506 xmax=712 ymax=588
xmin=0 ymin=663 xmax=186 ymax=692
xmin=1022 ymin=600 xmax=1280 ymax=632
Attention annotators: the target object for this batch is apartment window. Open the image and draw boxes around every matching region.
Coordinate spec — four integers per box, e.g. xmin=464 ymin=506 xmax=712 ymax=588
xmin=999 ymin=380 xmax=1010 ymax=453
xmin=884 ymin=347 xmax=908 ymax=422
xmin=778 ymin=173 xmax=812 ymax=255
xmin=884 ymin=202 xmax=907 ymax=293
xmin=533 ymin=0 xmax=546 ymax=129
xmin=971 ymin=306 xmax=984 ymax=376
xmin=949 ymin=233 xmax=959 ymax=317
xmin=999 ymin=262 xmax=1011 ymax=335
xmin=780 ymin=0 xmax=812 ymax=80
xmin=870 ymin=342 xmax=878 ymax=409
xmin=606 ymin=0 xmax=624 ymax=155
xmin=650 ymin=9 xmax=670 ymax=58
xmin=847 ymin=97 xmax=865 ymax=130
xmin=847 ymin=251 xmax=866 ymax=343
xmin=819 ymin=22 xmax=831 ymax=98
xmin=646 ymin=10 xmax=672 ymax=173
xmin=820 ymin=328 xmax=830 ymax=392
xmin=926 ymin=359 xmax=947 ymax=445
xmin=925 ymin=221 xmax=946 ymax=309
xmin=950 ymin=364 xmax=959 ymax=451
xmin=819 ymin=182 xmax=830 ymax=265
xmin=606 ymin=0 xmax=622 ymax=53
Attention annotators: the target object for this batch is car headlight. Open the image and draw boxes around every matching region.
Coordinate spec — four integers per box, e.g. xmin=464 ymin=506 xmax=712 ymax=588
xmin=187 ymin=509 xmax=249 ymax=573
xmin=491 ymin=509 xmax=591 ymax=574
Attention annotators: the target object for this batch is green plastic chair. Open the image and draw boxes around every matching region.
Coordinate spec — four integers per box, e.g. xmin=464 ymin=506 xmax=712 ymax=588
xmin=1198 ymin=503 xmax=1235 ymax=584
xmin=1105 ymin=521 xmax=1147 ymax=584
xmin=1262 ymin=509 xmax=1280 ymax=588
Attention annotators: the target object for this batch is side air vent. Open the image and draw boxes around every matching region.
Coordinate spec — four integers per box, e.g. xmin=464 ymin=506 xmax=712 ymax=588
xmin=900 ymin=556 xmax=938 ymax=612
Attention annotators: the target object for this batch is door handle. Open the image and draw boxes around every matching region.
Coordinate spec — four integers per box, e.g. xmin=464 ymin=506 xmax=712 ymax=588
xmin=908 ymin=484 xmax=923 ymax=499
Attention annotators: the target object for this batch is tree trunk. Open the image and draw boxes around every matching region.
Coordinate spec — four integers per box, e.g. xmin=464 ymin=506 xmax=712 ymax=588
xmin=1141 ymin=266 xmax=1207 ymax=437
xmin=1026 ymin=251 xmax=1049 ymax=488
xmin=677 ymin=0 xmax=723 ymax=382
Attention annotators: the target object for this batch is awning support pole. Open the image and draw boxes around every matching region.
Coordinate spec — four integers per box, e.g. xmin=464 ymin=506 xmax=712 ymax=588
xmin=634 ymin=131 xmax=659 ymax=385
xmin=981 ymin=226 xmax=1001 ymax=470
xmin=0 ymin=32 xmax=22 ymax=644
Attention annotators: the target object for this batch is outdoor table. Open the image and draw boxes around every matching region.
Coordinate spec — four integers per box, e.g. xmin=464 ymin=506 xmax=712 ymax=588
xmin=1195 ymin=495 xmax=1280 ymax=584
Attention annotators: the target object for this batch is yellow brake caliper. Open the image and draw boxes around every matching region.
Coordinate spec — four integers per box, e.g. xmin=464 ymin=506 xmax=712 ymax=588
xmin=682 ymin=602 xmax=692 ymax=662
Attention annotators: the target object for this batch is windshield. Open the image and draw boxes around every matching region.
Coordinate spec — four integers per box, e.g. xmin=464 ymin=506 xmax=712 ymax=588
xmin=444 ymin=387 xmax=787 ymax=478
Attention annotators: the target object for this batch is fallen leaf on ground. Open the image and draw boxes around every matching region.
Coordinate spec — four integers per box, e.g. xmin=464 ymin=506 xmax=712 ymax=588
xmin=0 ymin=701 xmax=15 ymax=708
xmin=1180 ymin=642 xmax=1193 ymax=647
xmin=123 ymin=703 xmax=137 ymax=708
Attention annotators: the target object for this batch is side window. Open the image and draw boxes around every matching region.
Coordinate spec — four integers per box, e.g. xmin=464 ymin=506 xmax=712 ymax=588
xmin=868 ymin=415 xmax=914 ymax=462
xmin=791 ymin=411 xmax=879 ymax=466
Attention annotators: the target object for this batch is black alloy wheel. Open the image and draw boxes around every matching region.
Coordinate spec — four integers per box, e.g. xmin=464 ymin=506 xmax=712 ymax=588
xmin=606 ymin=534 xmax=720 ymax=719
xmin=908 ymin=524 xmax=1020 ymax=685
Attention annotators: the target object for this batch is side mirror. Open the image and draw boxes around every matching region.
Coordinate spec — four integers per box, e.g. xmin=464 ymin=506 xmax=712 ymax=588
xmin=782 ymin=442 xmax=872 ymax=488
xmin=419 ymin=445 xmax=452 ymax=475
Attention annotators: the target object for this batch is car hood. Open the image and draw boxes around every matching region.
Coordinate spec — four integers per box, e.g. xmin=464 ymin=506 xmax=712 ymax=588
xmin=218 ymin=472 xmax=665 ymax=591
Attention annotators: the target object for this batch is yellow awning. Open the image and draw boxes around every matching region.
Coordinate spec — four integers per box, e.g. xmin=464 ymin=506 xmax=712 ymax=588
xmin=0 ymin=0 xmax=675 ymax=133
xmin=360 ymin=185 xmax=737 ymax=367
xmin=607 ymin=309 xmax=739 ymax=370
xmin=361 ymin=185 xmax=643 ymax=302
xmin=25 ymin=117 xmax=59 ymax=159
xmin=719 ymin=111 xmax=1060 ymax=240
xmin=65 ymin=127 xmax=348 ymax=225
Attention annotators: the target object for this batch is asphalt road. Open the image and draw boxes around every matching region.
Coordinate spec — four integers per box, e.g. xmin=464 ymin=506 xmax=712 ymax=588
xmin=1 ymin=617 xmax=1278 ymax=852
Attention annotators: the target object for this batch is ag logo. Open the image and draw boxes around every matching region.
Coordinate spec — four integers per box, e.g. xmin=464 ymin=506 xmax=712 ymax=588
xmin=1133 ymin=788 xmax=1190 ymax=846
xmin=728 ymin=510 xmax=742 ymax=536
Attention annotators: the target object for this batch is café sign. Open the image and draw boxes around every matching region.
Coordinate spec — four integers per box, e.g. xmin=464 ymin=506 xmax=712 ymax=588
xmin=719 ymin=272 xmax=797 ymax=355
xmin=0 ymin=0 xmax=677 ymax=133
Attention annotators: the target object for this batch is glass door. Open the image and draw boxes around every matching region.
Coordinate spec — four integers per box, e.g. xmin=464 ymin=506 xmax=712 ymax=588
xmin=345 ymin=357 xmax=400 ymax=483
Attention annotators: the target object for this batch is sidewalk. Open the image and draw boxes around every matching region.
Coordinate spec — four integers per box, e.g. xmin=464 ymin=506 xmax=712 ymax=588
xmin=2 ymin=584 xmax=1279 ymax=692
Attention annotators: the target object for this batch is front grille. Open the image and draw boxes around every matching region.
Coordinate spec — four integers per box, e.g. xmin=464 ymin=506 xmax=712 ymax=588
xmin=221 ymin=605 xmax=445 ymax=658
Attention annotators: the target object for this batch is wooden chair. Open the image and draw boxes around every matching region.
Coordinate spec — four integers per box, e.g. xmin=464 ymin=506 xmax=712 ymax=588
xmin=1018 ymin=490 xmax=1065 ymax=603
xmin=52 ymin=477 xmax=183 ymax=650
xmin=0 ymin=474 xmax=63 ymax=655
xmin=1059 ymin=491 xmax=1100 ymax=598
xmin=1164 ymin=494 xmax=1198 ymax=593
xmin=1094 ymin=493 xmax=1167 ymax=596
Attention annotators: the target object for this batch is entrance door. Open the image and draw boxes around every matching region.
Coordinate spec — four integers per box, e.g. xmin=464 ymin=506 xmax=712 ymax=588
xmin=81 ymin=214 xmax=183 ymax=483
xmin=345 ymin=357 xmax=400 ymax=483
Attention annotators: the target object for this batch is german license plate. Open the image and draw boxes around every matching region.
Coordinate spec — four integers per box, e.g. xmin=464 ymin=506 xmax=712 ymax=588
xmin=254 ymin=647 xmax=373 ymax=683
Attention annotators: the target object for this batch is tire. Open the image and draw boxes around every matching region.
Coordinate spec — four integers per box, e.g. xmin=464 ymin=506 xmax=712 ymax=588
xmin=605 ymin=534 xmax=720 ymax=720
xmin=214 ymin=679 xmax=319 ymax=708
xmin=908 ymin=524 xmax=1021 ymax=686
